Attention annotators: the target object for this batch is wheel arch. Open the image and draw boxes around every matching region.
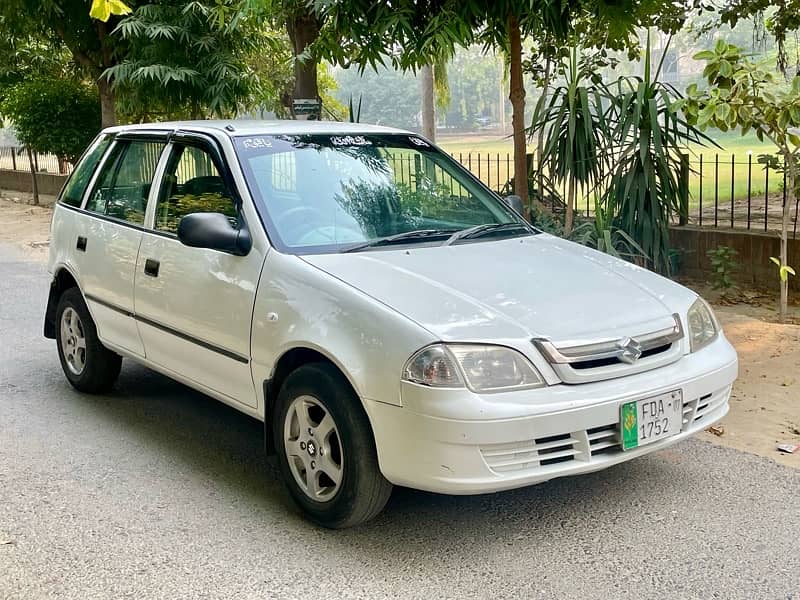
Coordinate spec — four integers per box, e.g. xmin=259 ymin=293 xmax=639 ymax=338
xmin=44 ymin=265 xmax=84 ymax=339
xmin=262 ymin=346 xmax=370 ymax=455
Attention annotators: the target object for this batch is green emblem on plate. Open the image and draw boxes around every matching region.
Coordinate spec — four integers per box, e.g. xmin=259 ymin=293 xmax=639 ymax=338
xmin=621 ymin=401 xmax=638 ymax=450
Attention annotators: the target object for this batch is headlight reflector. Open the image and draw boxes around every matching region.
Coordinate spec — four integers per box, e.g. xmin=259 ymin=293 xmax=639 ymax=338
xmin=403 ymin=344 xmax=544 ymax=392
xmin=687 ymin=298 xmax=718 ymax=352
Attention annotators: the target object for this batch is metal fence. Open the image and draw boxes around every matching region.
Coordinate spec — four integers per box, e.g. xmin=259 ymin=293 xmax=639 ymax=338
xmin=2 ymin=143 xmax=797 ymax=237
xmin=448 ymin=150 xmax=798 ymax=238
xmin=0 ymin=146 xmax=69 ymax=175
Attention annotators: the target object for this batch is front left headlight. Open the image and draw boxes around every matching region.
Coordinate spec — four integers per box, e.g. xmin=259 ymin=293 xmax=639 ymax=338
xmin=403 ymin=344 xmax=545 ymax=393
xmin=687 ymin=297 xmax=718 ymax=352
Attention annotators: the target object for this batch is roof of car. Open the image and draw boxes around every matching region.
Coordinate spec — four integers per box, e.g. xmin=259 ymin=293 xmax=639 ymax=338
xmin=102 ymin=120 xmax=414 ymax=137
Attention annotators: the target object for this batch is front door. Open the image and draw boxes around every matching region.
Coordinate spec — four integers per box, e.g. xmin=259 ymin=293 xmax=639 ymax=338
xmin=134 ymin=139 xmax=263 ymax=408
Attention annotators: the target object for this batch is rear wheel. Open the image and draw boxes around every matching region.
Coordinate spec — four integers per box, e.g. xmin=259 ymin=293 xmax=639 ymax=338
xmin=55 ymin=288 xmax=121 ymax=393
xmin=273 ymin=363 xmax=392 ymax=528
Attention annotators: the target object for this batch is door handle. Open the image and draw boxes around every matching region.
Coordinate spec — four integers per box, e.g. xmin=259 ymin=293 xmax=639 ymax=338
xmin=76 ymin=236 xmax=87 ymax=252
xmin=144 ymin=258 xmax=160 ymax=277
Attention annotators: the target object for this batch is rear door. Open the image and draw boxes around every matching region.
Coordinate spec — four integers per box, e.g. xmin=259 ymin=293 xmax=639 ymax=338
xmin=134 ymin=134 xmax=263 ymax=408
xmin=77 ymin=136 xmax=167 ymax=356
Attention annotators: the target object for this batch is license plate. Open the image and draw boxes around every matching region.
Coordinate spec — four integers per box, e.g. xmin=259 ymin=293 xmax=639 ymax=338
xmin=620 ymin=390 xmax=683 ymax=450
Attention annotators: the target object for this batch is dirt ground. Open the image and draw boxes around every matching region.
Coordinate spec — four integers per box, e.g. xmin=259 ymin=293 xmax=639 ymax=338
xmin=1 ymin=193 xmax=798 ymax=468
xmin=0 ymin=192 xmax=56 ymax=261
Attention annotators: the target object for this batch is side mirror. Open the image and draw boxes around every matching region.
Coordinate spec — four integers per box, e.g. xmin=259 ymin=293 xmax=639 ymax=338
xmin=503 ymin=194 xmax=525 ymax=215
xmin=177 ymin=212 xmax=252 ymax=256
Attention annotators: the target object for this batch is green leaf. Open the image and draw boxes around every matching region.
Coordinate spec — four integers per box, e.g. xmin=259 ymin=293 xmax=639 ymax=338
xmin=715 ymin=103 xmax=731 ymax=121
xmin=770 ymin=256 xmax=782 ymax=267
xmin=693 ymin=51 xmax=716 ymax=61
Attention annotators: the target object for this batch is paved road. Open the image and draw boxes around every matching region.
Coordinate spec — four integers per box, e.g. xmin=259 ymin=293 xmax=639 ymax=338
xmin=1 ymin=243 xmax=798 ymax=600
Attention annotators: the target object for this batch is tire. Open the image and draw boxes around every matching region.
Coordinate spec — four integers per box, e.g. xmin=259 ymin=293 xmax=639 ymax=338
xmin=273 ymin=362 xmax=392 ymax=528
xmin=55 ymin=287 xmax=122 ymax=394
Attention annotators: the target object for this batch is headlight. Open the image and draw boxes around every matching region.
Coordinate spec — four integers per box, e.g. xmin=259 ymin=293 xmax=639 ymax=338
xmin=403 ymin=344 xmax=544 ymax=392
xmin=687 ymin=297 xmax=718 ymax=352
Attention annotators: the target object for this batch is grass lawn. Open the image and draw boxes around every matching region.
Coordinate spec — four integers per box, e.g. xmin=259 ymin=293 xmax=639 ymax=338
xmin=437 ymin=130 xmax=785 ymax=208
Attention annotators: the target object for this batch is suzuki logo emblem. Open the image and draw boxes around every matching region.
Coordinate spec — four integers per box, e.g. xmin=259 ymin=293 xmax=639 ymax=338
xmin=617 ymin=337 xmax=643 ymax=364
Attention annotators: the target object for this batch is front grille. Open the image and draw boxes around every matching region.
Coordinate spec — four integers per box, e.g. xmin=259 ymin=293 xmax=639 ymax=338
xmin=479 ymin=385 xmax=731 ymax=476
xmin=587 ymin=424 xmax=621 ymax=455
xmin=533 ymin=314 xmax=685 ymax=384
xmin=682 ymin=388 xmax=729 ymax=425
xmin=570 ymin=343 xmax=673 ymax=370
xmin=480 ymin=433 xmax=581 ymax=473
xmin=480 ymin=423 xmax=622 ymax=474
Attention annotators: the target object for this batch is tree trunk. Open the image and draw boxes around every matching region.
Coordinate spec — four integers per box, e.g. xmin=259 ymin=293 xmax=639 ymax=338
xmin=26 ymin=147 xmax=39 ymax=206
xmin=780 ymin=151 xmax=796 ymax=321
xmin=536 ymin=55 xmax=552 ymax=207
xmin=508 ymin=15 xmax=528 ymax=212
xmin=97 ymin=77 xmax=117 ymax=129
xmin=287 ymin=11 xmax=321 ymax=116
xmin=498 ymin=56 xmax=506 ymax=133
xmin=566 ymin=172 xmax=576 ymax=234
xmin=421 ymin=65 xmax=436 ymax=142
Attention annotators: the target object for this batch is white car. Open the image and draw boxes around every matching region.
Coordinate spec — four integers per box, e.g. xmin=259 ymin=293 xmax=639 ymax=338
xmin=45 ymin=121 xmax=738 ymax=528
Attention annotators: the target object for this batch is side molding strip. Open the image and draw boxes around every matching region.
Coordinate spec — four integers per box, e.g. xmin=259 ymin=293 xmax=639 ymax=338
xmin=84 ymin=293 xmax=249 ymax=364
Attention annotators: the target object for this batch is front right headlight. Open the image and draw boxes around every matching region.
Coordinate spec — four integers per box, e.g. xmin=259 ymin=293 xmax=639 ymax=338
xmin=402 ymin=343 xmax=545 ymax=393
xmin=687 ymin=297 xmax=718 ymax=352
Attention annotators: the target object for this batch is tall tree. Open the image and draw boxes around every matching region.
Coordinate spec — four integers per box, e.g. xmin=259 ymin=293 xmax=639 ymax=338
xmin=0 ymin=0 xmax=139 ymax=126
xmin=314 ymin=0 xmax=650 ymax=210
xmin=420 ymin=64 xmax=436 ymax=139
xmin=106 ymin=1 xmax=272 ymax=120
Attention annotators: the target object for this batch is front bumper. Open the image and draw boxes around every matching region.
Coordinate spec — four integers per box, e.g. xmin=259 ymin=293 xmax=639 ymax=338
xmin=365 ymin=335 xmax=738 ymax=494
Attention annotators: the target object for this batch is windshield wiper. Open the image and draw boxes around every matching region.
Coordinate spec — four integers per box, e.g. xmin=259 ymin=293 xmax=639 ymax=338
xmin=444 ymin=222 xmax=529 ymax=246
xmin=342 ymin=229 xmax=457 ymax=253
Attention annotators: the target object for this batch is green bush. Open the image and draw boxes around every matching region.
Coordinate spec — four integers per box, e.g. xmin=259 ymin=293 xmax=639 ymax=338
xmin=0 ymin=77 xmax=100 ymax=164
xmin=707 ymin=246 xmax=738 ymax=291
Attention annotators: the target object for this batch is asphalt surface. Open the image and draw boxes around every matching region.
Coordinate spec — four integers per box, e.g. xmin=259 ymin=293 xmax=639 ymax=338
xmin=1 ymin=243 xmax=799 ymax=600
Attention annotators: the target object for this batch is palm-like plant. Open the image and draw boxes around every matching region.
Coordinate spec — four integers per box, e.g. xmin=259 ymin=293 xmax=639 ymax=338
xmin=570 ymin=197 xmax=648 ymax=263
xmin=529 ymin=48 xmax=610 ymax=233
xmin=603 ymin=33 xmax=712 ymax=274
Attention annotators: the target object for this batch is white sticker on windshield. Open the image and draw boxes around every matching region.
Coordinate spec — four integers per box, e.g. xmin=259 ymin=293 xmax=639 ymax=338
xmin=409 ymin=136 xmax=429 ymax=147
xmin=241 ymin=137 xmax=273 ymax=149
xmin=330 ymin=135 xmax=372 ymax=146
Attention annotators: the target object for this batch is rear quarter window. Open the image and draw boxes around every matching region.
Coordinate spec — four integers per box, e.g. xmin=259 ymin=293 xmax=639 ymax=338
xmin=60 ymin=134 xmax=113 ymax=207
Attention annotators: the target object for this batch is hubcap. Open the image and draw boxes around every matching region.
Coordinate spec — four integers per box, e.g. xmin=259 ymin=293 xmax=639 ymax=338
xmin=60 ymin=307 xmax=86 ymax=376
xmin=283 ymin=395 xmax=343 ymax=502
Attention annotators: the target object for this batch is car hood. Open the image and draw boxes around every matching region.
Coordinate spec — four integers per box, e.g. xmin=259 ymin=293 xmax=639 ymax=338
xmin=301 ymin=234 xmax=697 ymax=342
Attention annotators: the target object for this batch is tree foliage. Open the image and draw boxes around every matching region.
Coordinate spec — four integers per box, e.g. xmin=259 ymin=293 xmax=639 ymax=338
xmin=684 ymin=39 xmax=800 ymax=318
xmin=0 ymin=77 xmax=100 ymax=163
xmin=106 ymin=1 xmax=273 ymax=119
xmin=715 ymin=0 xmax=800 ymax=73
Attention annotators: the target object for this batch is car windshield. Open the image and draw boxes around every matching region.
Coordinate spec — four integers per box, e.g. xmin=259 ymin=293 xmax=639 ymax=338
xmin=234 ymin=133 xmax=532 ymax=254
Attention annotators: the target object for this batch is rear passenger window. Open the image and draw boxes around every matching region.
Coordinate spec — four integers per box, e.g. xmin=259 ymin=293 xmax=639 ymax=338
xmin=154 ymin=144 xmax=237 ymax=234
xmin=60 ymin=134 xmax=112 ymax=207
xmin=86 ymin=140 xmax=165 ymax=225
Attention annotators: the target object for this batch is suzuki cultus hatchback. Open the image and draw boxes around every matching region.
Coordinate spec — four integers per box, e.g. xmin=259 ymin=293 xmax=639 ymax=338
xmin=46 ymin=121 xmax=738 ymax=527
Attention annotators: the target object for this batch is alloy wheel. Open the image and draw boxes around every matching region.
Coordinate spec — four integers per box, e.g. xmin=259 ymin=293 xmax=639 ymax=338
xmin=283 ymin=395 xmax=344 ymax=502
xmin=60 ymin=307 xmax=87 ymax=376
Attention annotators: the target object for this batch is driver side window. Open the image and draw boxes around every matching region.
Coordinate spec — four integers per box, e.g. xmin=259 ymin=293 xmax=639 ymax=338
xmin=155 ymin=144 xmax=238 ymax=234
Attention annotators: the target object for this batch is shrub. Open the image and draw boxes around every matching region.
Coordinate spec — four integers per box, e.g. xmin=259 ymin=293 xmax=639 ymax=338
xmin=0 ymin=76 xmax=100 ymax=164
xmin=707 ymin=246 xmax=738 ymax=291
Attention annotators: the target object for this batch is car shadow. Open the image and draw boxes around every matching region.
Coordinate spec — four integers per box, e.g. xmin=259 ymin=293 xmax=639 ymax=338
xmin=61 ymin=359 xmax=693 ymax=547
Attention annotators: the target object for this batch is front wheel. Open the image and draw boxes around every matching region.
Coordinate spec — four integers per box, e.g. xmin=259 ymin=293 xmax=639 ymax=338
xmin=273 ymin=363 xmax=392 ymax=528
